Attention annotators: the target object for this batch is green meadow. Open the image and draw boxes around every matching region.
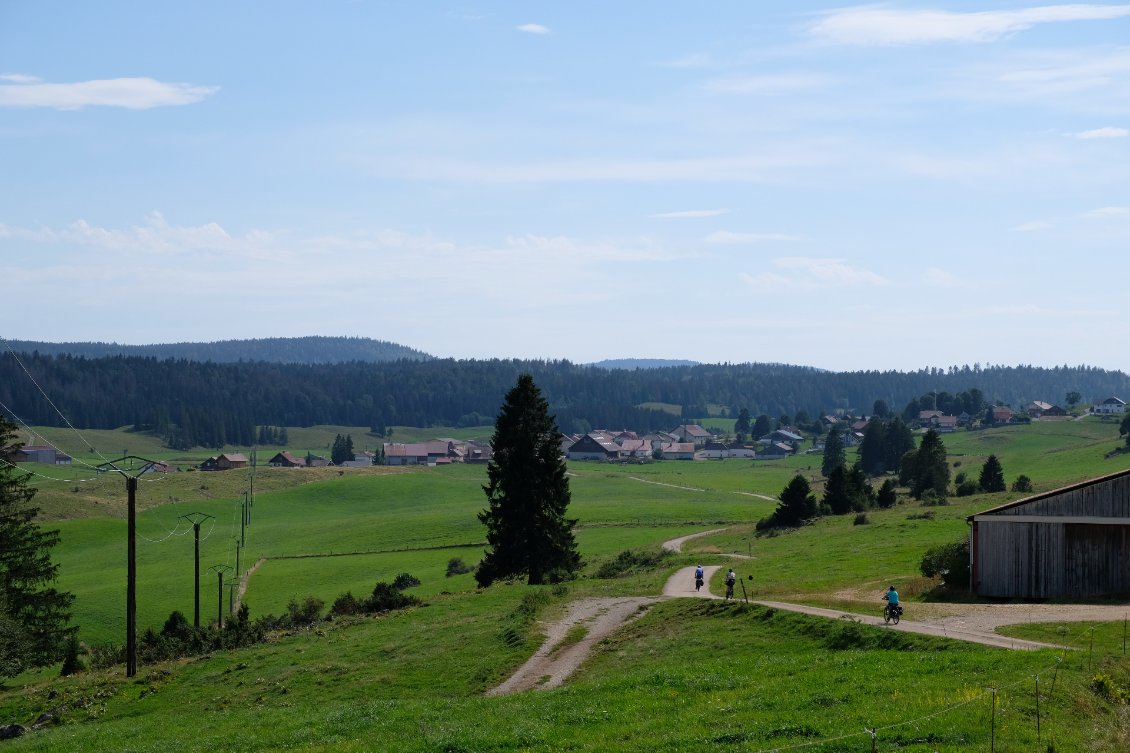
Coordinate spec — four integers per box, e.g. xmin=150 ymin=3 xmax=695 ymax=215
xmin=4 ymin=417 xmax=1130 ymax=751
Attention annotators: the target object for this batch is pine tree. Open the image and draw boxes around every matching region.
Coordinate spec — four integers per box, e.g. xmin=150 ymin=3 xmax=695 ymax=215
xmin=768 ymin=474 xmax=817 ymax=527
xmin=979 ymin=454 xmax=1006 ymax=492
xmin=0 ymin=414 xmax=74 ymax=677
xmin=858 ymin=419 xmax=887 ymax=475
xmin=821 ymin=427 xmax=845 ymax=477
xmin=476 ymin=374 xmax=581 ymax=586
xmin=822 ymin=464 xmax=852 ymax=515
xmin=911 ymin=429 xmax=950 ymax=500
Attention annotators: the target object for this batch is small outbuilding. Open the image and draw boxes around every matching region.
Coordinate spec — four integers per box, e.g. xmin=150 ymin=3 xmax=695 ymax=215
xmin=969 ymin=468 xmax=1130 ymax=598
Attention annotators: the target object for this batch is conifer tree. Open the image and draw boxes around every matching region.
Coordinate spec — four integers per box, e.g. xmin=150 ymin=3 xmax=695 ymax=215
xmin=0 ymin=414 xmax=74 ymax=677
xmin=768 ymin=474 xmax=817 ymax=527
xmin=476 ymin=375 xmax=580 ymax=586
xmin=979 ymin=454 xmax=1006 ymax=492
xmin=910 ymin=429 xmax=950 ymax=500
xmin=821 ymin=426 xmax=845 ymax=477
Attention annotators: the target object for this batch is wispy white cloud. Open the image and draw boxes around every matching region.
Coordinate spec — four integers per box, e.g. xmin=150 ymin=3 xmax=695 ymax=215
xmin=517 ymin=23 xmax=549 ymax=35
xmin=705 ymin=72 xmax=830 ymax=95
xmin=742 ymin=257 xmax=887 ymax=290
xmin=1075 ymin=126 xmax=1129 ymax=139
xmin=994 ymin=50 xmax=1130 ymax=96
xmin=651 ymin=209 xmax=729 ymax=219
xmin=704 ymin=231 xmax=801 ymax=244
xmin=810 ymin=5 xmax=1130 ymax=46
xmin=0 ymin=75 xmax=219 ymax=110
xmin=1084 ymin=206 xmax=1130 ymax=218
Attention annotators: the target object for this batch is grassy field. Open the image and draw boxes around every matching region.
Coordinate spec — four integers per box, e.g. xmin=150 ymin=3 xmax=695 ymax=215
xmin=4 ymin=418 xmax=1130 ymax=750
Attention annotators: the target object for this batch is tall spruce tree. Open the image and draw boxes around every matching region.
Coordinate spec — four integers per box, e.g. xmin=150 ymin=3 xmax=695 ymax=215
xmin=858 ymin=419 xmax=887 ymax=475
xmin=0 ymin=415 xmax=74 ymax=677
xmin=821 ymin=426 xmax=845 ymax=477
xmin=979 ymin=454 xmax=1006 ymax=492
xmin=910 ymin=429 xmax=950 ymax=500
xmin=767 ymin=474 xmax=817 ymax=527
xmin=476 ymin=374 xmax=581 ymax=586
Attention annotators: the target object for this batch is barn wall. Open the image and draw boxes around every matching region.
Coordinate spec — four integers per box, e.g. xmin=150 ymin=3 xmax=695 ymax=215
xmin=975 ymin=521 xmax=1065 ymax=598
xmin=994 ymin=473 xmax=1130 ymax=517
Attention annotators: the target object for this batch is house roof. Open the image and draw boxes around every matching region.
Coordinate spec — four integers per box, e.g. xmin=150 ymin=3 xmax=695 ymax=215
xmin=1101 ymin=397 xmax=1126 ymax=405
xmin=674 ymin=424 xmax=713 ymax=438
xmin=218 ymin=453 xmax=247 ymax=463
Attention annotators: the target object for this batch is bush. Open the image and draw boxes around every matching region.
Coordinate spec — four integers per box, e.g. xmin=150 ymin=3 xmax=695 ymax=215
xmin=365 ymin=582 xmax=421 ymax=613
xmin=59 ymin=634 xmax=84 ymax=676
xmin=1012 ymin=474 xmax=1033 ymax=493
xmin=955 ymin=479 xmax=979 ymax=497
xmin=853 ymin=513 xmax=869 ymax=526
xmin=919 ymin=489 xmax=949 ymax=506
xmin=594 ymin=548 xmax=671 ymax=579
xmin=920 ymin=539 xmax=970 ymax=588
xmin=286 ymin=595 xmax=324 ymax=625
xmin=330 ymin=591 xmax=362 ymax=616
xmin=392 ymin=573 xmax=421 ymax=591
xmin=445 ymin=557 xmax=474 ymax=577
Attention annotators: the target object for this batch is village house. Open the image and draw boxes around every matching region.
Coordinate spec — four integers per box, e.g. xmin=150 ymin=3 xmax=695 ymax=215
xmin=670 ymin=424 xmax=714 ymax=448
xmin=12 ymin=445 xmax=72 ymax=465
xmin=1093 ymin=397 xmax=1126 ymax=415
xmin=268 ymin=451 xmax=304 ymax=467
xmin=566 ymin=433 xmax=622 ymax=461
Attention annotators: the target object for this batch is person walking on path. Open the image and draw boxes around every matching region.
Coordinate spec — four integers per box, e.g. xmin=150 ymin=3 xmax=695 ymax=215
xmin=725 ymin=568 xmax=736 ymax=599
xmin=694 ymin=565 xmax=704 ymax=592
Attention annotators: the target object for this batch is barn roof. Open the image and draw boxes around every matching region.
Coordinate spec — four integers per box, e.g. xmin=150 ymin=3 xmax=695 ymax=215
xmin=968 ymin=467 xmax=1130 ymax=521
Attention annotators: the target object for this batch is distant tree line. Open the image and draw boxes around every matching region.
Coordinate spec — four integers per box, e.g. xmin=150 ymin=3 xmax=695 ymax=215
xmin=2 ymin=352 xmax=1128 ymax=449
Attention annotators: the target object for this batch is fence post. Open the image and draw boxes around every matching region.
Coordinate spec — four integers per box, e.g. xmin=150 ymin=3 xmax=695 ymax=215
xmin=990 ymin=687 xmax=997 ymax=753
xmin=1035 ymin=674 xmax=1041 ymax=745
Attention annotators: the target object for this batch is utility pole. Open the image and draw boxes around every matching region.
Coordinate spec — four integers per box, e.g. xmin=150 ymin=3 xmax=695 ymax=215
xmin=181 ymin=512 xmax=214 ymax=628
xmin=96 ymin=455 xmax=160 ymax=678
xmin=209 ymin=564 xmax=232 ymax=627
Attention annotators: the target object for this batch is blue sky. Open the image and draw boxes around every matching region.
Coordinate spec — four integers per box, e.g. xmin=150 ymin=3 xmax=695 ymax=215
xmin=2 ymin=2 xmax=1128 ymax=372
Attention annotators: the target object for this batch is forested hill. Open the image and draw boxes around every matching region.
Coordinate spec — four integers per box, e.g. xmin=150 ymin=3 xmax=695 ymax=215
xmin=2 ymin=353 xmax=1129 ymax=450
xmin=3 ymin=336 xmax=432 ymax=364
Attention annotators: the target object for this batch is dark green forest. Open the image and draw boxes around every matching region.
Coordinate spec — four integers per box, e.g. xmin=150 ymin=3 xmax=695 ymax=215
xmin=2 ymin=343 xmax=1128 ymax=450
xmin=4 ymin=336 xmax=431 ymax=365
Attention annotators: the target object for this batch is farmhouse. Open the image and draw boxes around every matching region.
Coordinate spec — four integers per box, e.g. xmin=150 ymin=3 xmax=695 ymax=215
xmin=1093 ymin=397 xmax=1126 ymax=415
xmin=268 ymin=451 xmax=304 ymax=467
xmin=670 ymin=424 xmax=713 ymax=448
xmin=566 ymin=433 xmax=621 ymax=461
xmin=12 ymin=445 xmax=72 ymax=464
xmin=216 ymin=453 xmax=248 ymax=470
xmin=969 ymin=468 xmax=1130 ymax=598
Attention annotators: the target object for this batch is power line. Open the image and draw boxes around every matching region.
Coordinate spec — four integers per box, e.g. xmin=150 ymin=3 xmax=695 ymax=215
xmin=0 ymin=339 xmax=115 ymax=470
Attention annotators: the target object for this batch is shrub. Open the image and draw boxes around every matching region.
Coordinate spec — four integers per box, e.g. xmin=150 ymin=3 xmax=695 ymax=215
xmin=59 ymin=634 xmax=84 ymax=676
xmin=330 ymin=591 xmax=362 ymax=616
xmin=594 ymin=548 xmax=671 ymax=579
xmin=920 ymin=539 xmax=970 ymax=588
xmin=955 ymin=479 xmax=979 ymax=497
xmin=392 ymin=573 xmax=421 ymax=591
xmin=919 ymin=489 xmax=949 ymax=506
xmin=1012 ymin=474 xmax=1033 ymax=493
xmin=445 ymin=557 xmax=473 ymax=577
xmin=853 ymin=513 xmax=869 ymax=525
xmin=286 ymin=595 xmax=324 ymax=625
xmin=365 ymin=582 xmax=421 ymax=613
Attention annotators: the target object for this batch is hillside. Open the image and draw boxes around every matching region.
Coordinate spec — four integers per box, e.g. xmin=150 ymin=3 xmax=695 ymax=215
xmin=3 ymin=336 xmax=432 ymax=364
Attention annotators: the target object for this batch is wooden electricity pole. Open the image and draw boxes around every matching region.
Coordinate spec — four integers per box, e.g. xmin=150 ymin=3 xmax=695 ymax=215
xmin=95 ymin=456 xmax=160 ymax=678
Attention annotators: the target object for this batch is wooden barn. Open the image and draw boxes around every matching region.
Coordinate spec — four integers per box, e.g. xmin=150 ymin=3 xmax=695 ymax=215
xmin=969 ymin=469 xmax=1130 ymax=599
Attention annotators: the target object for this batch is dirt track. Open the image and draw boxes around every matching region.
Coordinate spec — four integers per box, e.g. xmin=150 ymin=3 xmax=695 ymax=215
xmin=486 ymin=532 xmax=1120 ymax=695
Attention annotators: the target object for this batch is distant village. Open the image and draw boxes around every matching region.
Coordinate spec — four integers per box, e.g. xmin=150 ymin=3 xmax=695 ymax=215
xmin=14 ymin=396 xmax=1126 ymax=471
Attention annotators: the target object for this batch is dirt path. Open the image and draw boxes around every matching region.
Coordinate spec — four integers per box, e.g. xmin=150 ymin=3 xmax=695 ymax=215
xmin=485 ymin=597 xmax=662 ymax=695
xmin=234 ymin=557 xmax=266 ymax=612
xmin=487 ymin=529 xmax=1115 ymax=696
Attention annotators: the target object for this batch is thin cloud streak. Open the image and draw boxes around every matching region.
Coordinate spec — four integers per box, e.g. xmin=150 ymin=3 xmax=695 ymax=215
xmin=810 ymin=5 xmax=1130 ymax=46
xmin=0 ymin=75 xmax=219 ymax=109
